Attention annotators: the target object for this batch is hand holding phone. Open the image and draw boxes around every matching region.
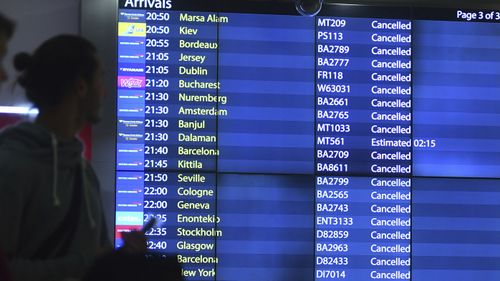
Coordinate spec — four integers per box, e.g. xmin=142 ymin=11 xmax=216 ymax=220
xmin=120 ymin=219 xmax=155 ymax=253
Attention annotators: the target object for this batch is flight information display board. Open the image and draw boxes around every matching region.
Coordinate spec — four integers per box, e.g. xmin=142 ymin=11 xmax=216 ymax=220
xmin=114 ymin=1 xmax=500 ymax=280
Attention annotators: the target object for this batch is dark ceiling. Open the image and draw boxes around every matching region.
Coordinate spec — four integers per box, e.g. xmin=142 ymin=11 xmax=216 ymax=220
xmin=254 ymin=0 xmax=500 ymax=8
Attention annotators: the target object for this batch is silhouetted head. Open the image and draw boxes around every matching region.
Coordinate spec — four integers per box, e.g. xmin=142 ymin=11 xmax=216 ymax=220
xmin=0 ymin=12 xmax=15 ymax=84
xmin=14 ymin=34 xmax=106 ymax=123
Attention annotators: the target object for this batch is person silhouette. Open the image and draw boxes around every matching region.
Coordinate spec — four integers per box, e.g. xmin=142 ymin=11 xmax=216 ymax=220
xmin=0 ymin=34 xmax=125 ymax=281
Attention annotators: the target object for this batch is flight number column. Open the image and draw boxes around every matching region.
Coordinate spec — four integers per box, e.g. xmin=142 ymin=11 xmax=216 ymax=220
xmin=315 ymin=17 xmax=354 ymax=281
xmin=315 ymin=17 xmax=351 ymax=175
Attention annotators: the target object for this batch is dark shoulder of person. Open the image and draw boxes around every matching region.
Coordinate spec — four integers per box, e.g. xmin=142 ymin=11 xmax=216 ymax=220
xmin=82 ymin=251 xmax=183 ymax=281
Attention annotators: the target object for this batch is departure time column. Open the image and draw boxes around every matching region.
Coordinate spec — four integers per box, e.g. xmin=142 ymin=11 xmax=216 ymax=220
xmin=140 ymin=9 xmax=175 ymax=256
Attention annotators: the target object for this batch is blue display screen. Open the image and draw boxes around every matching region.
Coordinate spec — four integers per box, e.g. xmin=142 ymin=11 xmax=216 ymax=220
xmin=115 ymin=1 xmax=500 ymax=280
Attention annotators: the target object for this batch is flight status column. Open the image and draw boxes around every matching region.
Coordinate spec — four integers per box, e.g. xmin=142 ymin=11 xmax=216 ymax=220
xmin=315 ymin=13 xmax=412 ymax=280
